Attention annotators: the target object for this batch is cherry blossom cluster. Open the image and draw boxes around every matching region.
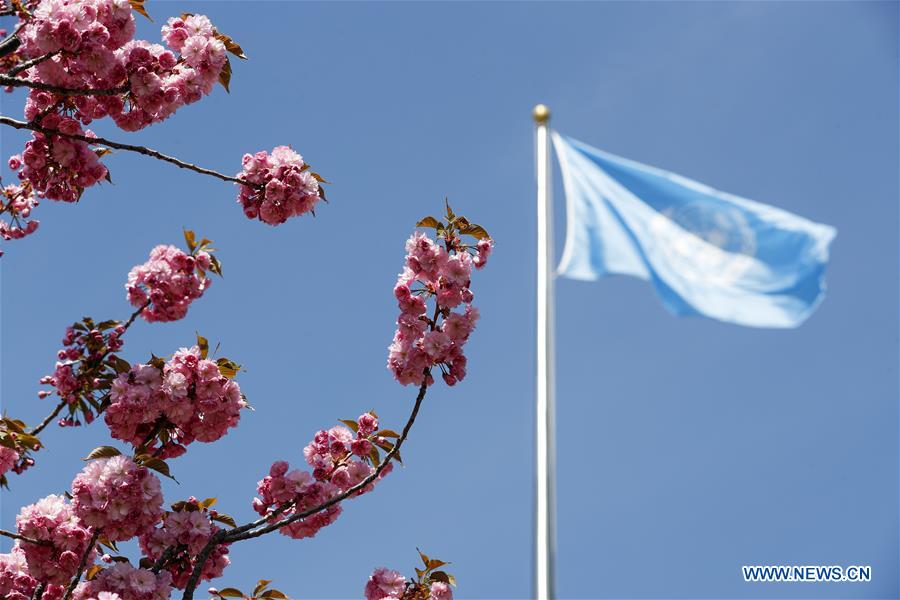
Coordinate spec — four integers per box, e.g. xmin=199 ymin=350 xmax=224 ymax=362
xmin=0 ymin=545 xmax=64 ymax=600
xmin=14 ymin=3 xmax=237 ymax=134
xmin=38 ymin=316 xmax=128 ymax=426
xmin=0 ymin=174 xmax=39 ymax=252
xmin=70 ymin=455 xmax=164 ymax=541
xmin=365 ymin=551 xmax=455 ymax=600
xmin=73 ymin=563 xmax=172 ymax=600
xmin=106 ymin=343 xmax=245 ymax=457
xmin=14 ymin=113 xmax=109 ymax=202
xmin=126 ymin=232 xmax=221 ymax=322
xmin=15 ymin=493 xmax=97 ymax=585
xmin=139 ymin=497 xmax=232 ymax=589
xmin=252 ymin=412 xmax=393 ymax=540
xmin=235 ymin=146 xmax=326 ymax=226
xmin=388 ymin=205 xmax=492 ymax=387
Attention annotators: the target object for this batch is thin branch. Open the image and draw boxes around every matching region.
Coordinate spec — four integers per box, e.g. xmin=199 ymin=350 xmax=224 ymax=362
xmin=0 ymin=115 xmax=254 ymax=187
xmin=31 ymin=582 xmax=45 ymax=600
xmin=180 ymin=377 xmax=432 ymax=599
xmin=8 ymin=51 xmax=57 ymax=77
xmin=0 ymin=74 xmax=128 ymax=96
xmin=61 ymin=528 xmax=99 ymax=600
xmin=0 ymin=527 xmax=51 ymax=546
xmin=0 ymin=22 xmax=23 ymax=58
xmin=27 ymin=400 xmax=64 ymax=436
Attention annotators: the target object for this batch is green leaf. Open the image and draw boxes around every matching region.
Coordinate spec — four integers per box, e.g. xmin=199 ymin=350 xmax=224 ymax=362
xmin=418 ymin=548 xmax=430 ymax=567
xmin=369 ymin=446 xmax=380 ymax=468
xmin=197 ymin=334 xmax=209 ymax=359
xmin=128 ymin=0 xmax=151 ymax=21
xmin=339 ymin=419 xmax=359 ymax=433
xmin=444 ymin=198 xmax=455 ymax=221
xmin=427 ymin=559 xmax=447 ymax=570
xmin=261 ymin=591 xmax=288 ymax=599
xmin=83 ymin=446 xmax=121 ymax=461
xmin=201 ymin=497 xmax=217 ymax=509
xmin=216 ymin=588 xmax=244 ymax=598
xmin=253 ymin=580 xmax=272 ymax=597
xmin=416 ymin=216 xmax=441 ymax=229
xmin=376 ymin=429 xmax=400 ymax=438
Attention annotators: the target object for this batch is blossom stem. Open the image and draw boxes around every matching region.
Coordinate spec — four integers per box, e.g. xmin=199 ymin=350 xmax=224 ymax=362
xmin=0 ymin=115 xmax=256 ymax=187
xmin=31 ymin=582 xmax=44 ymax=600
xmin=180 ymin=377 xmax=432 ymax=600
xmin=0 ymin=74 xmax=129 ymax=96
xmin=61 ymin=528 xmax=100 ymax=600
xmin=0 ymin=527 xmax=51 ymax=546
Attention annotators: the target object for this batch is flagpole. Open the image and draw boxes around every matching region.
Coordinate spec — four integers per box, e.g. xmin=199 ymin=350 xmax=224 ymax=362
xmin=533 ymin=103 xmax=557 ymax=600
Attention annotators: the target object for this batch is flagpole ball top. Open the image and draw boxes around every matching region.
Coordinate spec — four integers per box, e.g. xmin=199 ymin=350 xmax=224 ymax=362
xmin=533 ymin=104 xmax=551 ymax=124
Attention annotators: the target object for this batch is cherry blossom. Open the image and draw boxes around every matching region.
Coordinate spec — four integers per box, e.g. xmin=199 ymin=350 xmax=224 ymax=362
xmin=236 ymin=146 xmax=326 ymax=225
xmin=15 ymin=494 xmax=96 ymax=585
xmin=70 ymin=455 xmax=164 ymax=541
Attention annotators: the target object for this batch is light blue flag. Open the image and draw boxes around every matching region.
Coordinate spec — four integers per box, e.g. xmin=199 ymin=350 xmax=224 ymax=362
xmin=552 ymin=133 xmax=837 ymax=328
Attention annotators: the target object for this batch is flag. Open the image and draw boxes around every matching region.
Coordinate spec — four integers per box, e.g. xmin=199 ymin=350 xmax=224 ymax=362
xmin=552 ymin=133 xmax=837 ymax=328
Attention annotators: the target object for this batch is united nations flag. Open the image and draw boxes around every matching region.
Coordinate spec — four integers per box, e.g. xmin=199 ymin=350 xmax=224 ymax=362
xmin=552 ymin=133 xmax=837 ymax=328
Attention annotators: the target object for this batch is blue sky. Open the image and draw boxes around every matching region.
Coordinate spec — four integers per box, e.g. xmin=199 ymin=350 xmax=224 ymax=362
xmin=1 ymin=1 xmax=897 ymax=598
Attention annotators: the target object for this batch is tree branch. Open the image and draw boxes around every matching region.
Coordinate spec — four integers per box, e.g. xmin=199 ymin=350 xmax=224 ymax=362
xmin=27 ymin=400 xmax=64 ymax=436
xmin=0 ymin=74 xmax=128 ymax=96
xmin=150 ymin=543 xmax=184 ymax=574
xmin=0 ymin=115 xmax=255 ymax=187
xmin=8 ymin=51 xmax=57 ymax=77
xmin=61 ymin=528 xmax=99 ymax=600
xmin=180 ymin=377 xmax=432 ymax=599
xmin=0 ymin=527 xmax=51 ymax=546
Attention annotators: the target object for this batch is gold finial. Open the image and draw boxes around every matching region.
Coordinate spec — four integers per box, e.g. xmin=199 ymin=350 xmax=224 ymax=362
xmin=533 ymin=104 xmax=551 ymax=124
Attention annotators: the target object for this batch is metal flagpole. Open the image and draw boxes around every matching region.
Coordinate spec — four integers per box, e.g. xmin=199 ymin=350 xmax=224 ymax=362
xmin=533 ymin=103 xmax=557 ymax=600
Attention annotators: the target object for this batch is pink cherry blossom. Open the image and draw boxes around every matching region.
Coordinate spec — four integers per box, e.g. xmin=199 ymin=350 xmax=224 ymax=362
xmin=139 ymin=497 xmax=230 ymax=589
xmin=39 ymin=319 xmax=127 ymax=427
xmin=388 ymin=225 xmax=489 ymax=387
xmin=15 ymin=494 xmax=96 ymax=585
xmin=72 ymin=563 xmax=171 ymax=600
xmin=70 ymin=455 xmax=164 ymax=541
xmin=235 ymin=146 xmax=324 ymax=225
xmin=253 ymin=412 xmax=391 ymax=539
xmin=0 ymin=545 xmax=65 ymax=600
xmin=0 ymin=445 xmax=19 ymax=477
xmin=431 ymin=581 xmax=454 ymax=600
xmin=364 ymin=567 xmax=407 ymax=600
xmin=106 ymin=345 xmax=245 ymax=455
xmin=126 ymin=244 xmax=212 ymax=322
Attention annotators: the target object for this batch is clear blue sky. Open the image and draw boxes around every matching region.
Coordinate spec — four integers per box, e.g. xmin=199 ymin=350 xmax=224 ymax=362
xmin=1 ymin=2 xmax=897 ymax=598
